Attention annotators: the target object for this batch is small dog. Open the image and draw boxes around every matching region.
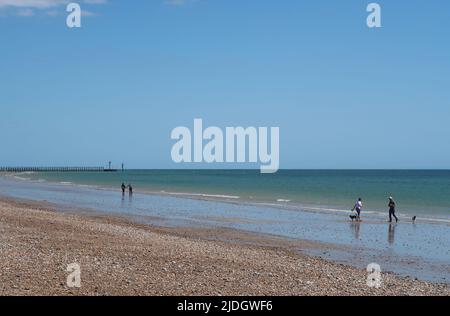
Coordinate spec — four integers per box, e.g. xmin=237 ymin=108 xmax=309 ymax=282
xmin=349 ymin=215 xmax=358 ymax=221
xmin=412 ymin=216 xmax=417 ymax=223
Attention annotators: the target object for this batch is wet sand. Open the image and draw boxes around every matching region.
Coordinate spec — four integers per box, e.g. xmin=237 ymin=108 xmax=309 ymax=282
xmin=0 ymin=198 xmax=448 ymax=296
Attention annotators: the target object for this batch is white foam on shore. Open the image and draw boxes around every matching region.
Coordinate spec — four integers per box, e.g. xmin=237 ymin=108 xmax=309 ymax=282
xmin=421 ymin=217 xmax=450 ymax=224
xmin=14 ymin=176 xmax=30 ymax=181
xmin=201 ymin=194 xmax=240 ymax=199
xmin=160 ymin=191 xmax=240 ymax=200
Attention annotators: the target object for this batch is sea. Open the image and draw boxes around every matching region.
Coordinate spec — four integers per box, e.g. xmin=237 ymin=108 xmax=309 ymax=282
xmin=12 ymin=169 xmax=450 ymax=220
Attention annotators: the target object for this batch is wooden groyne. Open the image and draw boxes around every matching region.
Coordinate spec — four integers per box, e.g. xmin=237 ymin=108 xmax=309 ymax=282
xmin=0 ymin=167 xmax=111 ymax=172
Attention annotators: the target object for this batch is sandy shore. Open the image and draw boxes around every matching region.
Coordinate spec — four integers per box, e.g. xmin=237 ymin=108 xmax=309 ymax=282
xmin=0 ymin=198 xmax=448 ymax=296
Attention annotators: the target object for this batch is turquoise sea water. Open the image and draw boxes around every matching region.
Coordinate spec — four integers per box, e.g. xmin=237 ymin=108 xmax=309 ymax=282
xmin=19 ymin=169 xmax=450 ymax=219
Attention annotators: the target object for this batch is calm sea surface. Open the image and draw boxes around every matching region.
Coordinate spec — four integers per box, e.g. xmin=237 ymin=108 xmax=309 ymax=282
xmin=20 ymin=169 xmax=450 ymax=219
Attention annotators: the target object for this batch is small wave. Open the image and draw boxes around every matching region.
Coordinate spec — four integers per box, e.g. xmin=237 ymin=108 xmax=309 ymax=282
xmin=60 ymin=182 xmax=73 ymax=185
xmin=303 ymin=206 xmax=352 ymax=213
xmin=162 ymin=191 xmax=240 ymax=200
xmin=426 ymin=218 xmax=450 ymax=224
xmin=276 ymin=199 xmax=291 ymax=202
xmin=201 ymin=194 xmax=240 ymax=199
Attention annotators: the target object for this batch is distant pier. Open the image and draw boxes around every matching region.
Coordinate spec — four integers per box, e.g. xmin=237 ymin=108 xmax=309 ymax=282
xmin=0 ymin=167 xmax=114 ymax=172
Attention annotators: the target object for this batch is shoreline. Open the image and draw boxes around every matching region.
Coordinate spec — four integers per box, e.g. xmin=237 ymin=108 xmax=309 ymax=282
xmin=0 ymin=197 xmax=448 ymax=296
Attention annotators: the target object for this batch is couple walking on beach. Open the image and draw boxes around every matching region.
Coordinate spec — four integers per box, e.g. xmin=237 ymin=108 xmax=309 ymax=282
xmin=351 ymin=196 xmax=398 ymax=222
xmin=121 ymin=183 xmax=133 ymax=196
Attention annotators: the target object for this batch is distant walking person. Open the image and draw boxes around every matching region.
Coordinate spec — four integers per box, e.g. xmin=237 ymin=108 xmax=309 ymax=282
xmin=351 ymin=198 xmax=363 ymax=220
xmin=388 ymin=197 xmax=398 ymax=223
xmin=121 ymin=183 xmax=126 ymax=195
xmin=128 ymin=184 xmax=133 ymax=196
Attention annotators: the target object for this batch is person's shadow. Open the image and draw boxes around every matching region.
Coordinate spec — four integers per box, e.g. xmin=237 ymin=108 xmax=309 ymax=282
xmin=388 ymin=223 xmax=396 ymax=245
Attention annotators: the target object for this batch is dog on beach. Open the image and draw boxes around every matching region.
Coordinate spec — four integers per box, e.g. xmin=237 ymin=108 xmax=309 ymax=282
xmin=349 ymin=214 xmax=358 ymax=221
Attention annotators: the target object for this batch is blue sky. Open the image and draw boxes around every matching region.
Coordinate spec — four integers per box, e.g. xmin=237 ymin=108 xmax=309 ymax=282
xmin=0 ymin=0 xmax=449 ymax=169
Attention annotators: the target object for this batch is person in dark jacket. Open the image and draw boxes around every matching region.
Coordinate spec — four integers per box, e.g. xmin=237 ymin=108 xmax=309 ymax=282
xmin=128 ymin=184 xmax=133 ymax=196
xmin=388 ymin=197 xmax=398 ymax=223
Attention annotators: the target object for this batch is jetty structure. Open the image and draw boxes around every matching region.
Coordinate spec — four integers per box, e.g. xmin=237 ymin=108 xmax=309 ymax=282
xmin=0 ymin=166 xmax=117 ymax=172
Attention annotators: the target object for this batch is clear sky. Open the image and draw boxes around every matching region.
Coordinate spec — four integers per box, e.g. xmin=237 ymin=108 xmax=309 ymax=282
xmin=1 ymin=0 xmax=449 ymax=169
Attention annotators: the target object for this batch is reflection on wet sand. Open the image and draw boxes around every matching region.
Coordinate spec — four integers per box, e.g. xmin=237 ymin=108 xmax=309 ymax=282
xmin=128 ymin=194 xmax=133 ymax=207
xmin=120 ymin=194 xmax=133 ymax=209
xmin=388 ymin=223 xmax=396 ymax=245
xmin=350 ymin=222 xmax=361 ymax=240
